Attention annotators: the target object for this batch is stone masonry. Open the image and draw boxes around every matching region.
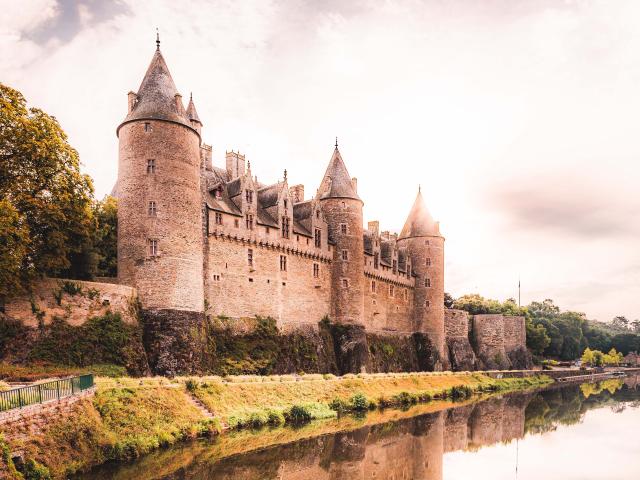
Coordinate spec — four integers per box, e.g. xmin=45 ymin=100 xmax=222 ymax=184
xmin=107 ymin=38 xmax=529 ymax=373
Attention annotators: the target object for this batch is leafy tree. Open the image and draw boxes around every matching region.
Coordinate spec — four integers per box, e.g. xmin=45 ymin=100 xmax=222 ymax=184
xmin=611 ymin=333 xmax=640 ymax=356
xmin=93 ymin=196 xmax=118 ymax=277
xmin=0 ymin=83 xmax=95 ymax=294
xmin=0 ymin=199 xmax=29 ymax=298
xmin=526 ymin=320 xmax=551 ymax=356
xmin=631 ymin=320 xmax=640 ymax=334
xmin=581 ymin=348 xmax=594 ymax=366
xmin=611 ymin=316 xmax=630 ymax=331
xmin=444 ymin=292 xmax=454 ymax=309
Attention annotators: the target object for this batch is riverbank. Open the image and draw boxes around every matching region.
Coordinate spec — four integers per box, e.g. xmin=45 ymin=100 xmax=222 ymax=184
xmin=0 ymin=371 xmax=552 ymax=479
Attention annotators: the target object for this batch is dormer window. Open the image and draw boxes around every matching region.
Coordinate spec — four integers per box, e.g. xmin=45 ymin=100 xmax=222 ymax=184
xmin=374 ymin=253 xmax=379 ymax=269
xmin=284 ymin=199 xmax=288 ymax=209
xmin=392 ymin=260 xmax=397 ymax=274
xmin=314 ymin=228 xmax=321 ymax=248
xmin=246 ymin=214 xmax=254 ymax=230
xmin=245 ymin=189 xmax=253 ymax=203
xmin=215 ymin=188 xmax=222 ymax=199
xmin=316 ymin=210 xmax=320 ymax=219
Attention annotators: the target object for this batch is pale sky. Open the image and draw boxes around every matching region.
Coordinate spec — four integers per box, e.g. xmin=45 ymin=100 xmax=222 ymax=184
xmin=1 ymin=0 xmax=639 ymax=322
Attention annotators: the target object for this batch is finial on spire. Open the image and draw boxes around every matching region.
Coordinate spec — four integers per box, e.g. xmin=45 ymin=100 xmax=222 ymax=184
xmin=418 ymin=184 xmax=421 ymax=193
xmin=335 ymin=136 xmax=338 ymax=148
xmin=190 ymin=92 xmax=192 ymax=101
xmin=156 ymin=28 xmax=160 ymax=50
xmin=284 ymin=169 xmax=288 ymax=181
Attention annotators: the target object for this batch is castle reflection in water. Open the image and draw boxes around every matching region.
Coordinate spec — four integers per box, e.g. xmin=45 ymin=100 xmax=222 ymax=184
xmin=83 ymin=375 xmax=640 ymax=480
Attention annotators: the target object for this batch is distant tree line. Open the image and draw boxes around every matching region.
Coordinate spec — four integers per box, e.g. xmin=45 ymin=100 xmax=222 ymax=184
xmin=0 ymin=83 xmax=117 ymax=301
xmin=448 ymin=293 xmax=640 ymax=360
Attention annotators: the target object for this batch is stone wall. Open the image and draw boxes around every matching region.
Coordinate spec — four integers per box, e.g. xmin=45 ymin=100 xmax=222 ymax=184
xmin=472 ymin=315 xmax=532 ymax=370
xmin=444 ymin=309 xmax=476 ymax=371
xmin=0 ymin=388 xmax=95 ymax=444
xmin=205 ymin=236 xmax=332 ymax=331
xmin=362 ymin=274 xmax=415 ymax=333
xmin=4 ymin=278 xmax=137 ymax=327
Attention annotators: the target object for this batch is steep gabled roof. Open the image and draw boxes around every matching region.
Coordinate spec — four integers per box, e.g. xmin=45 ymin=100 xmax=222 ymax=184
xmin=318 ymin=147 xmax=360 ymax=201
xmin=119 ymin=47 xmax=192 ymax=132
xmin=399 ymin=189 xmax=440 ymax=239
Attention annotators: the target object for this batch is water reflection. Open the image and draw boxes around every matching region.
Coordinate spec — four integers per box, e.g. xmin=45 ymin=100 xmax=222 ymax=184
xmin=81 ymin=375 xmax=640 ymax=480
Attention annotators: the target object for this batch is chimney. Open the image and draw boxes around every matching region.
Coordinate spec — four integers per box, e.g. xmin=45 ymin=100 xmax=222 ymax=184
xmin=381 ymin=230 xmax=390 ymax=240
xmin=127 ymin=92 xmax=137 ymax=113
xmin=351 ymin=177 xmax=358 ymax=193
xmin=226 ymin=151 xmax=246 ymax=178
xmin=201 ymin=144 xmax=213 ymax=171
xmin=368 ymin=221 xmax=379 ymax=235
xmin=290 ymin=184 xmax=305 ymax=203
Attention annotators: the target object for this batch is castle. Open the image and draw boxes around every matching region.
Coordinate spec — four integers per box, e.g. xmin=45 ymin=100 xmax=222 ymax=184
xmin=113 ymin=39 xmax=530 ymax=374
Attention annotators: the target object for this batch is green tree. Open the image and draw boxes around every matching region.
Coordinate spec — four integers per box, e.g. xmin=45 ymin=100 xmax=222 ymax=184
xmin=526 ymin=320 xmax=551 ymax=356
xmin=93 ymin=196 xmax=118 ymax=277
xmin=0 ymin=199 xmax=29 ymax=298
xmin=444 ymin=292 xmax=455 ymax=309
xmin=0 ymin=83 xmax=95 ymax=294
xmin=581 ymin=347 xmax=595 ymax=366
xmin=611 ymin=316 xmax=630 ymax=331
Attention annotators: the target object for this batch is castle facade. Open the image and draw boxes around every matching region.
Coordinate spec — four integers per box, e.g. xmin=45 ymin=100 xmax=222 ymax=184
xmin=115 ymin=41 xmax=529 ymax=373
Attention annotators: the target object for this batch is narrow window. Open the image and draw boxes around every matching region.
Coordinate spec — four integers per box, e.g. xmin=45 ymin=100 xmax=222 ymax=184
xmin=245 ymin=189 xmax=253 ymax=203
xmin=341 ymin=201 xmax=346 ymax=208
xmin=392 ymin=260 xmax=397 ymax=274
xmin=389 ymin=285 xmax=394 ymax=297
xmin=425 ymin=300 xmax=430 ymax=307
xmin=148 ymin=201 xmax=157 ymax=216
xmin=407 ymin=265 xmax=411 ymax=277
xmin=342 ymin=278 xmax=349 ymax=288
xmin=340 ymin=223 xmax=347 ymax=234
xmin=144 ymin=122 xmax=152 ymax=132
xmin=296 ymin=235 xmax=299 ymax=242
xmin=281 ymin=216 xmax=290 ymax=238
xmin=314 ymin=228 xmax=321 ymax=248
xmin=424 ymin=240 xmax=430 ymax=245
xmin=215 ymin=188 xmax=222 ymax=199
xmin=266 ymin=227 xmax=270 ymax=235
xmin=371 ymin=280 xmax=376 ymax=293
xmin=148 ymin=239 xmax=158 ymax=256
xmin=215 ymin=212 xmax=223 ymax=225
xmin=246 ymin=214 xmax=254 ymax=230
xmin=146 ymin=159 xmax=155 ymax=174
xmin=374 ymin=252 xmax=379 ymax=269
xmin=316 ymin=210 xmax=320 ymax=219
xmin=284 ymin=199 xmax=288 ymax=209
xmin=247 ymin=248 xmax=253 ymax=267
xmin=234 ymin=219 xmax=239 ymax=228
xmin=313 ymin=263 xmax=319 ymax=278
xmin=280 ymin=255 xmax=287 ymax=271
xmin=425 ymin=278 xmax=431 ymax=288
xmin=426 ymin=258 xmax=431 ymax=267
xmin=341 ymin=249 xmax=348 ymax=261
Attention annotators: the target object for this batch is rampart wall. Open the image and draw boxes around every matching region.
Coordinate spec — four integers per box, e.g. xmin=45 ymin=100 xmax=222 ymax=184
xmin=4 ymin=278 xmax=137 ymax=327
xmin=362 ymin=274 xmax=415 ymax=333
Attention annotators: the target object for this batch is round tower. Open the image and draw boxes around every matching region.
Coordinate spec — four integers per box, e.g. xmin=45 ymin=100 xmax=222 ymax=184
xmin=116 ymin=41 xmax=204 ymax=312
xmin=318 ymin=145 xmax=365 ymax=325
xmin=397 ymin=188 xmax=446 ymax=370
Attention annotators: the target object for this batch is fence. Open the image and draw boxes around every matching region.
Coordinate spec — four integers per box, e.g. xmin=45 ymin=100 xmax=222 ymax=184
xmin=0 ymin=374 xmax=94 ymax=412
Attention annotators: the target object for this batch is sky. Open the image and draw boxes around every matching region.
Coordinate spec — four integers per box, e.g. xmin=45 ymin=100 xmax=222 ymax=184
xmin=1 ymin=0 xmax=639 ymax=322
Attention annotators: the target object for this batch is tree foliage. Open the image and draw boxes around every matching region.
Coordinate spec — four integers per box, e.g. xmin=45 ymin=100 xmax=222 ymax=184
xmin=0 ymin=83 xmax=118 ymax=296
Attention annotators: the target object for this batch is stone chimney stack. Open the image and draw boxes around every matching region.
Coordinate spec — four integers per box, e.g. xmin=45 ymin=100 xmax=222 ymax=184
xmin=290 ymin=184 xmax=305 ymax=203
xmin=368 ymin=221 xmax=379 ymax=235
xmin=127 ymin=92 xmax=137 ymax=113
xmin=226 ymin=151 xmax=246 ymax=178
xmin=201 ymin=144 xmax=213 ymax=171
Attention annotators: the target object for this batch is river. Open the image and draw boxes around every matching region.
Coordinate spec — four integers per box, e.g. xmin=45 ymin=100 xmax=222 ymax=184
xmin=79 ymin=375 xmax=640 ymax=479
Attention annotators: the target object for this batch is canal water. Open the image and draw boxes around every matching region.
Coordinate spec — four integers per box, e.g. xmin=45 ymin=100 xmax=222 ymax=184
xmin=80 ymin=375 xmax=640 ymax=479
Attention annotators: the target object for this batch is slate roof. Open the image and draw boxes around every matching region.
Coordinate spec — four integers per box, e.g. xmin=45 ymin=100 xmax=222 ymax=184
xmin=319 ymin=147 xmax=360 ymax=201
xmin=186 ymin=95 xmax=201 ymax=124
xmin=119 ymin=48 xmax=192 ymax=133
xmin=399 ymin=190 xmax=439 ymax=239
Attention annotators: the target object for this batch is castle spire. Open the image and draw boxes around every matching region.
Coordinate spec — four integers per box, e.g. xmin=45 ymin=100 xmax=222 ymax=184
xmin=186 ymin=93 xmax=201 ymax=124
xmin=398 ymin=188 xmax=439 ymax=239
xmin=118 ymin=39 xmax=193 ymax=134
xmin=318 ymin=145 xmax=360 ymax=201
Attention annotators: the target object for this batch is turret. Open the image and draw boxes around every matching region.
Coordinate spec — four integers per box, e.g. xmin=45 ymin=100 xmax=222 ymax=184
xmin=116 ymin=37 xmax=204 ymax=312
xmin=318 ymin=143 xmax=364 ymax=325
xmin=397 ymin=187 xmax=446 ymax=370
xmin=186 ymin=93 xmax=202 ymax=136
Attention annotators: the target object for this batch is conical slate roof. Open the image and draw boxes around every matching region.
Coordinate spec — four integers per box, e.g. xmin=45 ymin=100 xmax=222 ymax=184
xmin=186 ymin=94 xmax=201 ymax=124
xmin=118 ymin=47 xmax=192 ymax=132
xmin=399 ymin=189 xmax=439 ymax=239
xmin=318 ymin=147 xmax=361 ymax=201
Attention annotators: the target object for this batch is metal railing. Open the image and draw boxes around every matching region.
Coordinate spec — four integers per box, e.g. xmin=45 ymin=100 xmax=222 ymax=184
xmin=0 ymin=374 xmax=94 ymax=412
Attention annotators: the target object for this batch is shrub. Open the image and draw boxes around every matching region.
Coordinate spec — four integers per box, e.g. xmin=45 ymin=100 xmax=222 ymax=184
xmin=22 ymin=458 xmax=52 ymax=479
xmin=267 ymin=409 xmax=285 ymax=426
xmin=185 ymin=378 xmax=198 ymax=392
xmin=350 ymin=393 xmax=369 ymax=411
xmin=329 ymin=397 xmax=349 ymax=414
xmin=248 ymin=410 xmax=269 ymax=428
xmin=287 ymin=404 xmax=312 ymax=423
xmin=392 ymin=391 xmax=417 ymax=406
xmin=449 ymin=385 xmax=473 ymax=400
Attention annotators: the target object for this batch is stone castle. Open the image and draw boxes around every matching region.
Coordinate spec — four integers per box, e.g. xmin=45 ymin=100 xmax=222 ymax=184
xmin=113 ymin=39 xmax=530 ymax=373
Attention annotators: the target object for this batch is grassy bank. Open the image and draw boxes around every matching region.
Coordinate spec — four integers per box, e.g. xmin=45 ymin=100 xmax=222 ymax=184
xmin=1 ymin=372 xmax=551 ymax=479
